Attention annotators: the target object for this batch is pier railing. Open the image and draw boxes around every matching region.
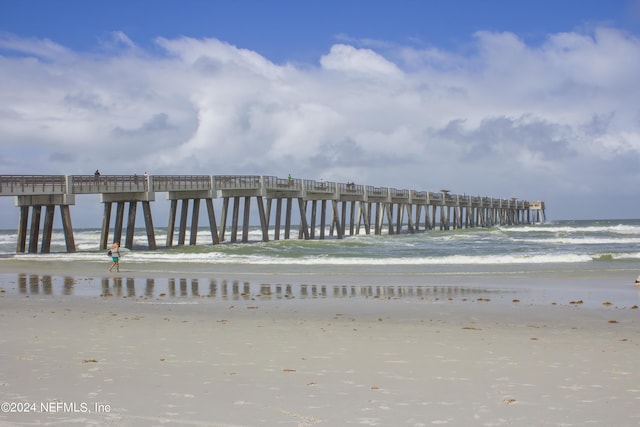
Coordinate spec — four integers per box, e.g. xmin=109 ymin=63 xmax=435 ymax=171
xmin=337 ymin=182 xmax=365 ymax=195
xmin=304 ymin=180 xmax=336 ymax=194
xmin=153 ymin=175 xmax=211 ymax=192
xmin=0 ymin=174 xmax=541 ymax=212
xmin=263 ymin=176 xmax=303 ymax=191
xmin=214 ymin=175 xmax=262 ymax=190
xmin=365 ymin=186 xmax=388 ymax=201
xmin=411 ymin=191 xmax=427 ymax=202
xmin=71 ymin=175 xmax=151 ymax=194
xmin=390 ymin=188 xmax=410 ymax=200
xmin=0 ymin=175 xmax=67 ymax=195
xmin=428 ymin=192 xmax=444 ymax=203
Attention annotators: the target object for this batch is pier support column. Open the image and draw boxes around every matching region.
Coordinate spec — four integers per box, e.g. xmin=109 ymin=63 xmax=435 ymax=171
xmin=374 ymin=202 xmax=382 ymax=235
xmin=297 ymin=198 xmax=310 ymax=240
xmin=356 ymin=201 xmax=370 ymax=235
xmin=16 ymin=195 xmax=76 ymax=254
xmin=28 ymin=206 xmax=42 ymax=253
xmin=274 ymin=198 xmax=282 ymax=240
xmin=16 ymin=206 xmax=28 ymax=253
xmin=206 ymin=198 xmax=220 ymax=244
xmin=364 ymin=202 xmax=372 ymax=234
xmin=230 ymin=196 xmax=240 ymax=243
xmin=142 ymin=201 xmax=157 ymax=250
xmin=167 ymin=199 xmax=177 ymax=247
xmin=242 ymin=197 xmax=251 ymax=243
xmin=166 ymin=190 xmax=217 ymax=246
xmin=395 ymin=204 xmax=403 ymax=234
xmin=41 ymin=205 xmax=55 ymax=253
xmin=60 ymin=205 xmax=76 ymax=252
xmin=453 ymin=206 xmax=461 ymax=229
xmin=348 ymin=201 xmax=356 ymax=236
xmin=424 ymin=205 xmax=431 ymax=230
xmin=331 ymin=200 xmax=343 ymax=239
xmin=219 ymin=197 xmax=229 ymax=242
xmin=100 ymin=190 xmax=156 ymax=250
xmin=406 ymin=204 xmax=415 ymax=233
xmin=430 ymin=205 xmax=437 ymax=230
xmin=329 ymin=203 xmax=336 ymax=236
xmin=310 ymin=200 xmax=318 ymax=239
xmin=385 ymin=203 xmax=394 ymax=235
xmin=284 ymin=197 xmax=292 ymax=240
xmin=178 ymin=199 xmax=189 ymax=245
xmin=309 ymin=200 xmax=318 ymax=239
xmin=320 ymin=200 xmax=327 ymax=239
xmin=440 ymin=206 xmax=450 ymax=230
xmin=113 ymin=201 xmax=125 ymax=246
xmin=125 ymin=201 xmax=137 ymax=249
xmin=191 ymin=198 xmax=201 ymax=245
xmin=340 ymin=201 xmax=348 ymax=236
xmin=256 ymin=196 xmax=268 ymax=242
xmin=101 ymin=202 xmax=113 ymax=249
xmin=414 ymin=205 xmax=422 ymax=232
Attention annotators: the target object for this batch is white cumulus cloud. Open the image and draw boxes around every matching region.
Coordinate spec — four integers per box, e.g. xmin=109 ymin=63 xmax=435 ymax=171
xmin=0 ymin=26 xmax=639 ymax=223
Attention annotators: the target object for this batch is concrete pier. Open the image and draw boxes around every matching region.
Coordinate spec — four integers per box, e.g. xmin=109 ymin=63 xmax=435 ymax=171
xmin=0 ymin=174 xmax=545 ymax=253
xmin=8 ymin=175 xmax=77 ymax=253
xmin=15 ymin=196 xmax=76 ymax=254
xmin=161 ymin=175 xmax=216 ymax=247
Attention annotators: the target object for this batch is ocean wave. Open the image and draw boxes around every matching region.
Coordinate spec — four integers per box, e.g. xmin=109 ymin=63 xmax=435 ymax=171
xmin=9 ymin=251 xmax=607 ymax=265
xmin=501 ymin=224 xmax=640 ymax=235
xmin=512 ymin=237 xmax=640 ymax=245
xmin=2 ymin=220 xmax=639 ymax=268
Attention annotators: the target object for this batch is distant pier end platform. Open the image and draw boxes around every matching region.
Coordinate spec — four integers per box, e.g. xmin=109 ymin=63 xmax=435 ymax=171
xmin=0 ymin=175 xmax=546 ymax=253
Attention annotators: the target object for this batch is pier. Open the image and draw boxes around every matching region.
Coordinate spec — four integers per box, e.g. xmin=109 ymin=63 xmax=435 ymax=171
xmin=0 ymin=175 xmax=545 ymax=253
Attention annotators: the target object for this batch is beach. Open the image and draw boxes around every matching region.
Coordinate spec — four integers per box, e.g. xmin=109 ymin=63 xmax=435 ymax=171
xmin=1 ymin=263 xmax=639 ymax=426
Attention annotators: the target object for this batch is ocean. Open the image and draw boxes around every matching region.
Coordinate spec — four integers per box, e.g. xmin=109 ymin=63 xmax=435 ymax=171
xmin=1 ymin=219 xmax=639 ymax=306
xmin=1 ymin=218 xmax=639 ymax=272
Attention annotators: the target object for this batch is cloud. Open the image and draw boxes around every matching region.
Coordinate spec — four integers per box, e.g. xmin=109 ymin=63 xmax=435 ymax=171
xmin=98 ymin=31 xmax=136 ymax=52
xmin=0 ymin=27 xmax=639 ymax=222
xmin=0 ymin=33 xmax=75 ymax=61
xmin=320 ymin=44 xmax=403 ymax=78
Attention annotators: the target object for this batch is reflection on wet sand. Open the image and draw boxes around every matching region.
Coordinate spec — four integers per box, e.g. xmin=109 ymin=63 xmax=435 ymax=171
xmin=16 ymin=273 xmax=76 ymax=296
xmin=11 ymin=273 xmax=504 ymax=301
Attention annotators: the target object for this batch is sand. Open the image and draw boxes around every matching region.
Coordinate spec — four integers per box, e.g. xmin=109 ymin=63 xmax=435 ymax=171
xmin=0 ymin=268 xmax=639 ymax=426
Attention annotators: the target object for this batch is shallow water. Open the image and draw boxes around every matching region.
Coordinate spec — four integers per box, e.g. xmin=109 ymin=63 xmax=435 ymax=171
xmin=1 ymin=219 xmax=639 ymax=308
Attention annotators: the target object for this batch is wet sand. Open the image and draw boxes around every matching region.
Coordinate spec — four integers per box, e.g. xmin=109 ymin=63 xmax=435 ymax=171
xmin=0 ymin=268 xmax=639 ymax=426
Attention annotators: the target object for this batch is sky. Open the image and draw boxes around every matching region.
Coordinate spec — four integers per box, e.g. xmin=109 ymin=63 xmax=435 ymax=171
xmin=1 ymin=0 xmax=640 ymax=228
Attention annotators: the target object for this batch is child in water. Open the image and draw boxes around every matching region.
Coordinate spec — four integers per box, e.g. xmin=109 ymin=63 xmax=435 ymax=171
xmin=108 ymin=242 xmax=121 ymax=272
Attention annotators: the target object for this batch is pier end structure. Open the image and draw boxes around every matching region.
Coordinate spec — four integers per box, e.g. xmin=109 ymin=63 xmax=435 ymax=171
xmin=529 ymin=201 xmax=546 ymax=223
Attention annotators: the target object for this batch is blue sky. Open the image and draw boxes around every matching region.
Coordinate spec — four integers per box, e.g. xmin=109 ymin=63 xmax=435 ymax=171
xmin=1 ymin=0 xmax=640 ymax=227
xmin=3 ymin=1 xmax=638 ymax=61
